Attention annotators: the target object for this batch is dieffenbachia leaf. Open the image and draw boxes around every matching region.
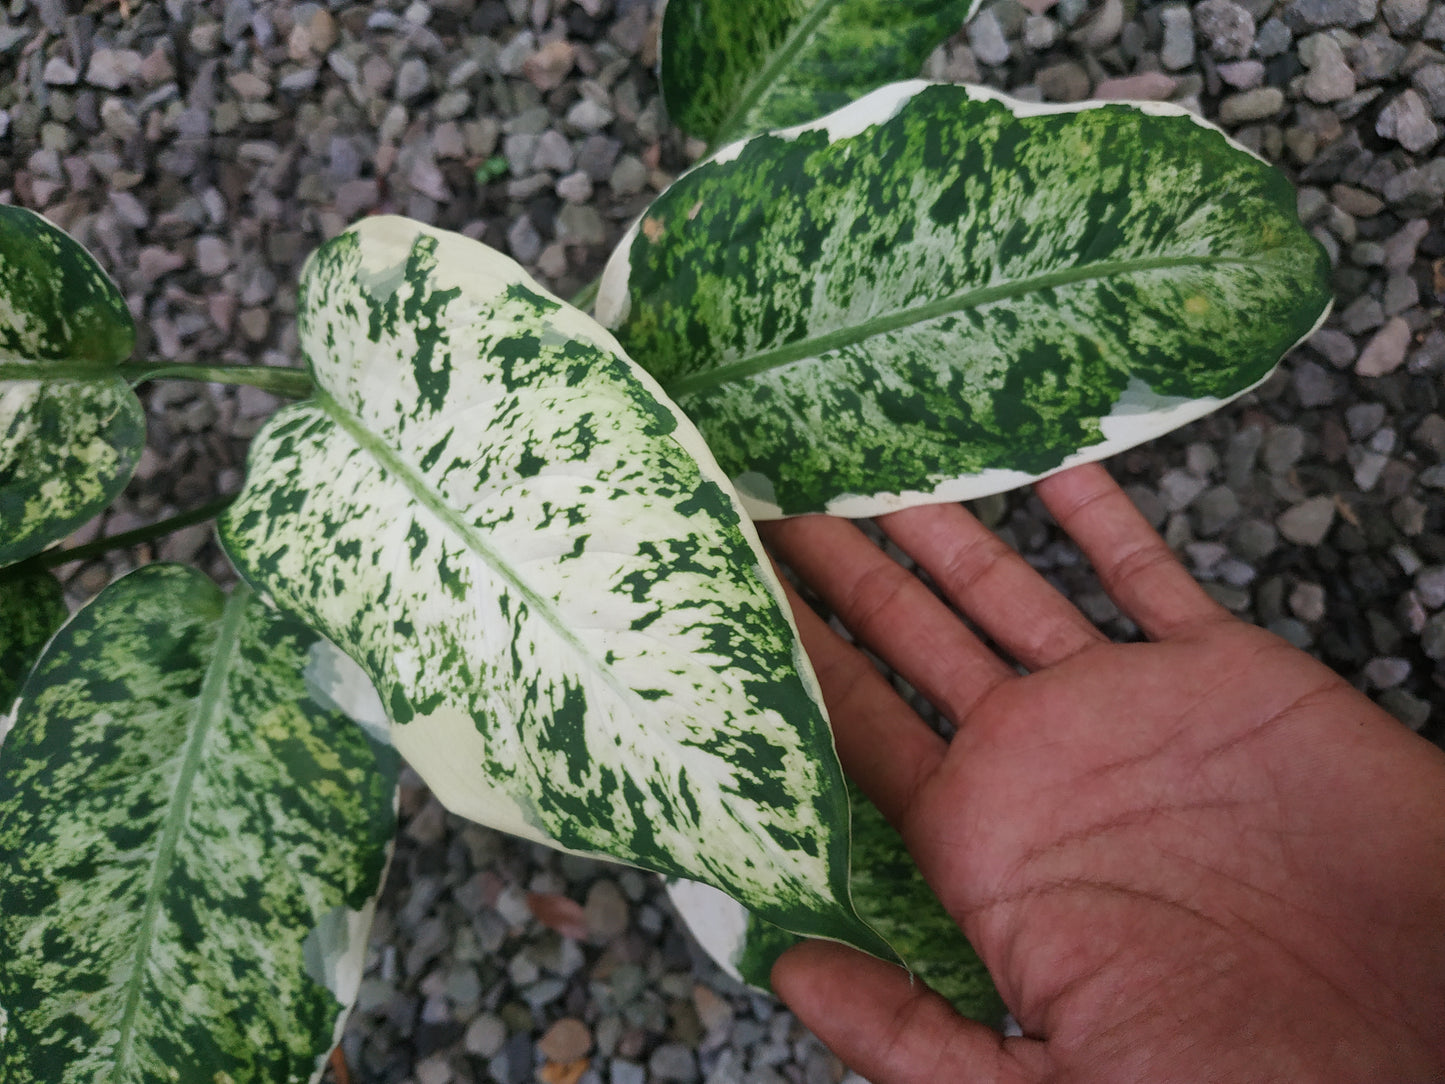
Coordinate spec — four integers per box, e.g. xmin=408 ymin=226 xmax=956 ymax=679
xmin=669 ymin=784 xmax=1004 ymax=1022
xmin=0 ymin=564 xmax=398 ymax=1084
xmin=218 ymin=216 xmax=889 ymax=960
xmin=0 ymin=205 xmax=143 ymax=567
xmin=661 ymin=0 xmax=982 ymax=147
xmin=597 ymin=82 xmax=1333 ymax=519
xmin=0 ymin=565 xmax=67 ymax=719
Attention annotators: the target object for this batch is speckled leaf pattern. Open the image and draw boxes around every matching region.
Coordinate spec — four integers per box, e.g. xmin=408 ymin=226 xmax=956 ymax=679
xmin=598 ymin=82 xmax=1333 ymax=518
xmin=669 ymin=783 xmax=1003 ymax=1022
xmin=0 ymin=564 xmax=399 ymax=1084
xmin=0 ymin=566 xmax=67 ymax=719
xmin=660 ymin=0 xmax=981 ymax=146
xmin=219 ymin=218 xmax=887 ymax=959
xmin=0 ymin=205 xmax=143 ymax=567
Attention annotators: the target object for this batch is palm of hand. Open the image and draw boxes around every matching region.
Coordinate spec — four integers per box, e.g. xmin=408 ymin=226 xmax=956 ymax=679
xmin=761 ymin=465 xmax=1445 ymax=1084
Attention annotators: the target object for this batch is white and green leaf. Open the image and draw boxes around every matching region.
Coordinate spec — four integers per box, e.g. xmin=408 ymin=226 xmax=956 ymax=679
xmin=598 ymin=82 xmax=1334 ymax=519
xmin=218 ymin=217 xmax=887 ymax=959
xmin=0 ymin=205 xmax=143 ymax=568
xmin=0 ymin=564 xmax=398 ymax=1084
xmin=661 ymin=0 xmax=982 ymax=147
xmin=0 ymin=565 xmax=67 ymax=720
xmin=669 ymin=783 xmax=1003 ymax=1022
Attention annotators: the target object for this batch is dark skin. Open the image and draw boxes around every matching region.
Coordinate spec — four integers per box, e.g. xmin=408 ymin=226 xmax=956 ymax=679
xmin=759 ymin=463 xmax=1445 ymax=1083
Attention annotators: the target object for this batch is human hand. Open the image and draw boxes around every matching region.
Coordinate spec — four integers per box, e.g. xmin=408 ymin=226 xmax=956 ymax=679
xmin=760 ymin=463 xmax=1445 ymax=1083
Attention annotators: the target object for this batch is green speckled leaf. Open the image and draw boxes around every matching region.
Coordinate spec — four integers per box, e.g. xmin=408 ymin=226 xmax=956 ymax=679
xmin=0 ymin=205 xmax=143 ymax=567
xmin=598 ymin=83 xmax=1333 ymax=519
xmin=661 ymin=0 xmax=981 ymax=146
xmin=0 ymin=564 xmax=398 ymax=1084
xmin=0 ymin=566 xmax=67 ymax=719
xmin=218 ymin=217 xmax=887 ymax=960
xmin=669 ymin=784 xmax=1004 ymax=1023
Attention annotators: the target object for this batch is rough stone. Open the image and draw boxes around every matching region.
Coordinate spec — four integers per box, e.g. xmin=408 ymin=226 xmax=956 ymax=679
xmin=1277 ymin=495 xmax=1337 ymax=545
xmin=967 ymin=8 xmax=1012 ymax=65
xmin=1285 ymin=0 xmax=1377 ymax=28
xmin=1300 ymin=34 xmax=1357 ymax=101
xmin=1160 ymin=5 xmax=1197 ymax=68
xmin=538 ymin=1018 xmax=592 ymax=1063
xmin=1195 ymin=0 xmax=1256 ymax=58
xmin=1376 ymin=89 xmax=1440 ymax=152
xmin=1356 ymin=317 xmax=1412 ymax=377
xmin=1220 ymin=87 xmax=1285 ymax=122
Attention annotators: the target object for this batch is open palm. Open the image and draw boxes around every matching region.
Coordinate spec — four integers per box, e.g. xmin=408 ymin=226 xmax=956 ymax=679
xmin=761 ymin=464 xmax=1445 ymax=1083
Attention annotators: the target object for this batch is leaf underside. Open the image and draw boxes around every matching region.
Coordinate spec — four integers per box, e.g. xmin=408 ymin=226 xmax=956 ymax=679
xmin=0 ymin=205 xmax=142 ymax=567
xmin=599 ymin=83 xmax=1333 ymax=518
xmin=219 ymin=217 xmax=887 ymax=959
xmin=0 ymin=564 xmax=398 ymax=1084
xmin=661 ymin=0 xmax=982 ymax=146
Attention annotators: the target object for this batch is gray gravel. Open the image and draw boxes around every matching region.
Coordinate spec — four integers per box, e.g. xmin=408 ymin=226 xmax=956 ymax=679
xmin=2 ymin=0 xmax=1442 ymax=1079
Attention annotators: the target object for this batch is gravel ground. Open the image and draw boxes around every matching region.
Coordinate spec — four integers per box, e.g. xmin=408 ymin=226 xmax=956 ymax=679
xmin=3 ymin=0 xmax=1442 ymax=1079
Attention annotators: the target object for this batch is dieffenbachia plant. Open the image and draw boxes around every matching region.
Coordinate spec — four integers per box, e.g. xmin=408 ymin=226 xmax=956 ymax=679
xmin=0 ymin=206 xmax=144 ymax=567
xmin=597 ymin=81 xmax=1333 ymax=518
xmin=660 ymin=0 xmax=985 ymax=149
xmin=218 ymin=216 xmax=888 ymax=961
xmin=0 ymin=564 xmax=398 ymax=1083
xmin=0 ymin=0 xmax=1337 ymax=1073
xmin=668 ymin=782 xmax=1005 ymax=1023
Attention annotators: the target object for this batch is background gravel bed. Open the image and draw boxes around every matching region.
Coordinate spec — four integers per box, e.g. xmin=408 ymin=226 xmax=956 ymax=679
xmin=2 ymin=0 xmax=1442 ymax=1079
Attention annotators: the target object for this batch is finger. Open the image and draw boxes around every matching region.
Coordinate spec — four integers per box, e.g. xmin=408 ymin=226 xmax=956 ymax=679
xmin=763 ymin=515 xmax=1017 ymax=725
xmin=1033 ymin=464 xmax=1230 ymax=640
xmin=877 ymin=502 xmax=1109 ymax=671
xmin=772 ymin=941 xmax=1043 ymax=1084
xmin=780 ymin=578 xmax=946 ymax=829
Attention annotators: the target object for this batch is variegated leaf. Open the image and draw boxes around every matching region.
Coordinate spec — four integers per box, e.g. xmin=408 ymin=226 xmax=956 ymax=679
xmin=218 ymin=217 xmax=888 ymax=959
xmin=0 ymin=566 xmax=67 ymax=720
xmin=669 ymin=784 xmax=1003 ymax=1022
xmin=0 ymin=564 xmax=398 ymax=1084
xmin=661 ymin=0 xmax=982 ymax=147
xmin=0 ymin=205 xmax=143 ymax=568
xmin=598 ymin=82 xmax=1333 ymax=519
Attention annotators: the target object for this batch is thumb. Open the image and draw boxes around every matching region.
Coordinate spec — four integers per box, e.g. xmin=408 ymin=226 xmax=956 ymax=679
xmin=771 ymin=941 xmax=1042 ymax=1084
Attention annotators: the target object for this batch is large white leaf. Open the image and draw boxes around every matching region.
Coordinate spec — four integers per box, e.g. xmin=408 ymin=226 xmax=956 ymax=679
xmin=219 ymin=217 xmax=886 ymax=957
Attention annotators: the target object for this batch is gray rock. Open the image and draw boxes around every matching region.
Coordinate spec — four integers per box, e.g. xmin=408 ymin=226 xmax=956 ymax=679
xmin=1262 ymin=424 xmax=1307 ymax=473
xmin=1285 ymin=0 xmax=1377 ymax=28
xmin=648 ymin=1043 xmax=699 ymax=1082
xmin=1356 ymin=317 xmax=1412 ymax=377
xmin=1308 ymin=327 xmax=1357 ymax=368
xmin=1416 ymin=566 xmax=1445 ymax=609
xmin=610 ymin=1062 xmax=646 ymax=1084
xmin=86 ymin=48 xmax=144 ymax=90
xmin=1382 ymin=158 xmax=1445 ymax=213
xmin=1382 ymin=272 xmax=1418 ymax=315
xmin=576 ymin=134 xmax=621 ymax=181
xmin=1023 ymin=14 xmax=1060 ymax=49
xmin=1218 ymin=59 xmax=1266 ymax=88
xmin=967 ymin=8 xmax=1011 ymax=66
xmin=1290 ymin=581 xmax=1329 ymax=621
xmin=1413 ymin=65 xmax=1445 ymax=117
xmin=609 ymin=154 xmax=648 ymax=195
xmin=566 ymin=97 xmax=614 ymax=132
xmin=1036 ymin=60 xmax=1091 ymax=100
xmin=1379 ymin=689 xmax=1431 ymax=731
xmin=532 ymin=128 xmax=575 ymax=173
xmin=556 ymin=170 xmax=593 ymax=202
xmin=1382 ymin=0 xmax=1428 ymax=33
xmin=1232 ymin=518 xmax=1280 ymax=561
xmin=1351 ymin=33 xmax=1408 ymax=82
xmin=395 ymin=57 xmax=430 ymax=102
xmin=1160 ymin=467 xmax=1208 ymax=510
xmin=1256 ymin=16 xmax=1293 ymax=55
xmin=1160 ymin=5 xmax=1197 ymax=69
xmin=506 ymin=215 xmax=543 ymax=264
xmin=1377 ymin=89 xmax=1440 ymax=152
xmin=1422 ymin=612 xmax=1445 ymax=659
xmin=1195 ymin=0 xmax=1256 ymax=58
xmin=1299 ymin=34 xmax=1357 ymax=101
xmin=1220 ymin=87 xmax=1285 ymax=122
xmin=1345 ymin=402 xmax=1387 ymax=438
xmin=1277 ymin=495 xmax=1337 ymax=545
xmin=1194 ymin=485 xmax=1241 ymax=536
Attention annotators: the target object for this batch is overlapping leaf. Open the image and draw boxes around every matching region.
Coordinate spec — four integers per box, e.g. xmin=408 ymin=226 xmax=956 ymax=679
xmin=669 ymin=783 xmax=1003 ymax=1022
xmin=0 ymin=566 xmax=67 ymax=719
xmin=661 ymin=0 xmax=982 ymax=147
xmin=0 ymin=205 xmax=143 ymax=567
xmin=219 ymin=217 xmax=887 ymax=959
xmin=0 ymin=564 xmax=398 ymax=1084
xmin=598 ymin=82 xmax=1333 ymax=518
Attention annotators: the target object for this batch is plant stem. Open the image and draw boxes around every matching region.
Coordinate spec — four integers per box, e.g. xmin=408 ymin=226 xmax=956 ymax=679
xmin=0 ymin=361 xmax=314 ymax=397
xmin=38 ymin=494 xmax=237 ymax=569
xmin=569 ymin=277 xmax=601 ymax=313
xmin=120 ymin=362 xmax=314 ymax=398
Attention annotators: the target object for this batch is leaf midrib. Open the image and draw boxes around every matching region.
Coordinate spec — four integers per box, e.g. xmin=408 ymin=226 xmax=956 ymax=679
xmin=660 ymin=252 xmax=1255 ymax=399
xmin=710 ymin=0 xmax=843 ymax=148
xmin=112 ymin=583 xmax=250 ymax=1077
xmin=312 ymin=390 xmax=642 ymax=713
